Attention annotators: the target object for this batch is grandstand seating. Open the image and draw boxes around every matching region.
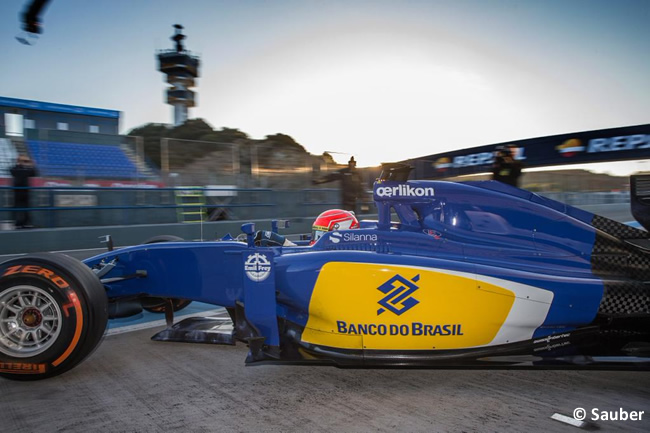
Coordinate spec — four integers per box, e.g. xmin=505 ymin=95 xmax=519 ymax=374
xmin=26 ymin=140 xmax=145 ymax=179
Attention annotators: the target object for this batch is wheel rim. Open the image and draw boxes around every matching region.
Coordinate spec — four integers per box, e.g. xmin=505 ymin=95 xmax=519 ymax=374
xmin=0 ymin=285 xmax=62 ymax=358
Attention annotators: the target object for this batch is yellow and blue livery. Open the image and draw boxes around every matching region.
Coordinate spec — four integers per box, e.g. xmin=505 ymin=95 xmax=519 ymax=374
xmin=1 ymin=165 xmax=649 ymax=380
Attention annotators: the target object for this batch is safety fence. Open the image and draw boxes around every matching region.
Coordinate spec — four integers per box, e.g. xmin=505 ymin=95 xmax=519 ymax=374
xmin=0 ymin=186 xmax=373 ymax=229
xmin=0 ymin=184 xmax=631 ymax=230
xmin=5 ymin=130 xmax=372 ymax=190
xmin=158 ymin=138 xmax=351 ymax=189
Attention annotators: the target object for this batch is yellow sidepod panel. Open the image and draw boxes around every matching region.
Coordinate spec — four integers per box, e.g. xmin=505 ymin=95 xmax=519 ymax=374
xmin=302 ymin=263 xmax=515 ymax=350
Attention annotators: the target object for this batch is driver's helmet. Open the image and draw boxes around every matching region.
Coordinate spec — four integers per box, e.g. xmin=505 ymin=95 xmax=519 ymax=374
xmin=311 ymin=209 xmax=359 ymax=244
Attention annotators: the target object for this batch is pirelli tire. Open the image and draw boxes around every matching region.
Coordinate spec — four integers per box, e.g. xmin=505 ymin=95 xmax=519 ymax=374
xmin=0 ymin=253 xmax=108 ymax=381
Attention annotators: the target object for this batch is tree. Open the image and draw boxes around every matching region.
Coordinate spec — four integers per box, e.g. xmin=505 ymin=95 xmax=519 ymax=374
xmin=264 ymin=133 xmax=306 ymax=152
xmin=167 ymin=118 xmax=214 ymax=140
xmin=127 ymin=121 xmax=252 ymax=168
xmin=199 ymin=127 xmax=249 ymax=143
xmin=127 ymin=121 xmax=335 ymax=170
xmin=127 ymin=123 xmax=170 ymax=167
xmin=321 ymin=152 xmax=336 ymax=164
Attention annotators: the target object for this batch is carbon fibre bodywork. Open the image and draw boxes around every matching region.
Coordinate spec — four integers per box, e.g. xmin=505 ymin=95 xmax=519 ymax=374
xmin=83 ymin=178 xmax=650 ymax=370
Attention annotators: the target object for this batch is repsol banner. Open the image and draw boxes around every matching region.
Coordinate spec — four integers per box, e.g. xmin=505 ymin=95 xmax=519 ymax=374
xmin=406 ymin=124 xmax=650 ymax=179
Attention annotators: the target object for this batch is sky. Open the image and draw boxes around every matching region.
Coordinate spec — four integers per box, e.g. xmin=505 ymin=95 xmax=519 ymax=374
xmin=1 ymin=0 xmax=648 ymax=173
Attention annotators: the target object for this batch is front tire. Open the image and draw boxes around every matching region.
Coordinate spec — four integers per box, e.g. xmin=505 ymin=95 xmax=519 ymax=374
xmin=0 ymin=253 xmax=108 ymax=381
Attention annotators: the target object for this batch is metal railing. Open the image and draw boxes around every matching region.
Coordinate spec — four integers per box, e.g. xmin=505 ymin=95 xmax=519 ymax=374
xmin=0 ymin=186 xmax=349 ymax=229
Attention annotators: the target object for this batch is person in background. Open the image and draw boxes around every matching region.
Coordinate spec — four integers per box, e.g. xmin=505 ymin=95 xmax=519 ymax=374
xmin=10 ymin=155 xmax=38 ymax=229
xmin=492 ymin=144 xmax=523 ymax=187
xmin=312 ymin=156 xmax=364 ymax=213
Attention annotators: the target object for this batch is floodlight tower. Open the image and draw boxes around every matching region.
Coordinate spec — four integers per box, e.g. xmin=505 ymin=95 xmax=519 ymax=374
xmin=157 ymin=24 xmax=200 ymax=126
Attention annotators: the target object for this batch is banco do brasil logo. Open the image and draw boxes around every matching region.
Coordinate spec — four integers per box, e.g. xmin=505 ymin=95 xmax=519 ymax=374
xmin=377 ymin=274 xmax=420 ymax=315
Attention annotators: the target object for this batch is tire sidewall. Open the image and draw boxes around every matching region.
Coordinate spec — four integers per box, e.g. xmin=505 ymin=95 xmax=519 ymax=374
xmin=0 ymin=254 xmax=107 ymax=380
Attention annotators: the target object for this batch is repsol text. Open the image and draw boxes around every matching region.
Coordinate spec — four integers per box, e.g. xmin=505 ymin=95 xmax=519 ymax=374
xmin=336 ymin=321 xmax=464 ymax=336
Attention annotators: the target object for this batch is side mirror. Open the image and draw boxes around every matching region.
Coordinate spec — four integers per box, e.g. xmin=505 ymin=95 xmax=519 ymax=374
xmin=241 ymin=223 xmax=256 ymax=247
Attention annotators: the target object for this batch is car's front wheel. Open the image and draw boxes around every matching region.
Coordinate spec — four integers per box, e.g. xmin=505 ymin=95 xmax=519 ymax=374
xmin=0 ymin=253 xmax=108 ymax=381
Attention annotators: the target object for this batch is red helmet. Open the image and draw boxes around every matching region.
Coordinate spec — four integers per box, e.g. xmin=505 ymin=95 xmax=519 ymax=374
xmin=311 ymin=209 xmax=359 ymax=244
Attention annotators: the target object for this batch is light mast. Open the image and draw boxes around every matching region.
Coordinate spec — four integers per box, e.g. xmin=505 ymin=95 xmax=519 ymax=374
xmin=156 ymin=24 xmax=200 ymax=126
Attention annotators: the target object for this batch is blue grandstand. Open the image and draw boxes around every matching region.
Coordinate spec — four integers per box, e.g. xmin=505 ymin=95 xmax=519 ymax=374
xmin=26 ymin=141 xmax=144 ymax=179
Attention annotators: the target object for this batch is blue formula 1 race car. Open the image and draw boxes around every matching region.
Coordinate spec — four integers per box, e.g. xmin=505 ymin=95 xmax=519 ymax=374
xmin=1 ymin=165 xmax=649 ymax=380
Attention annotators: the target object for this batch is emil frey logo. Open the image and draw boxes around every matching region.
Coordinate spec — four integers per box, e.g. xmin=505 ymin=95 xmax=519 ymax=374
xmin=375 ymin=185 xmax=435 ymax=198
xmin=244 ymin=253 xmax=271 ymax=282
xmin=377 ymin=274 xmax=420 ymax=316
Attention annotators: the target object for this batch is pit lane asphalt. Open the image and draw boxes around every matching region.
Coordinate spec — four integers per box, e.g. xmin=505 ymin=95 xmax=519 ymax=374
xmin=2 ymin=328 xmax=649 ymax=433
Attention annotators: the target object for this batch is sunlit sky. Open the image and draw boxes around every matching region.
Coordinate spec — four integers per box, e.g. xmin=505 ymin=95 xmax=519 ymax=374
xmin=1 ymin=0 xmax=648 ymax=173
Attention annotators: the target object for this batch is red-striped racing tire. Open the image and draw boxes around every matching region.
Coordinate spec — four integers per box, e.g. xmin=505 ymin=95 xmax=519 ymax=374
xmin=0 ymin=253 xmax=108 ymax=381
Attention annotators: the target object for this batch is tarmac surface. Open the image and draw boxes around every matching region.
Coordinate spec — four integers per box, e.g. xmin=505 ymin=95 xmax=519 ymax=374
xmin=1 ymin=205 xmax=649 ymax=432
xmin=1 ymin=326 xmax=649 ymax=433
